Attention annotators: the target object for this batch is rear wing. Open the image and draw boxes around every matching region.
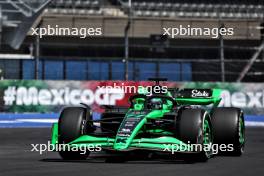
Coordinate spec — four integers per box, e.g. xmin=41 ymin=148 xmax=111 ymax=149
xmin=169 ymin=88 xmax=222 ymax=106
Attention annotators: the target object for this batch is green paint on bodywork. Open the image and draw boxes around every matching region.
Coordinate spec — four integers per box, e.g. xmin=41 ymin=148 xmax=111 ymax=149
xmin=133 ymin=98 xmax=145 ymax=111
xmin=146 ymin=110 xmax=170 ymax=119
xmin=113 ymin=112 xmax=147 ymax=150
xmin=130 ymin=137 xmax=191 ymax=151
xmin=113 ymin=118 xmax=146 ymax=150
xmin=145 ymin=129 xmax=174 ymax=135
xmin=176 ymin=97 xmax=221 ymax=105
xmin=175 ymin=89 xmax=221 ymax=106
xmin=51 ymin=123 xmax=58 ymax=145
xmin=69 ymin=135 xmax=115 ymax=147
xmin=239 ymin=117 xmax=245 ymax=144
xmin=202 ymin=117 xmax=213 ymax=158
xmin=51 ymin=88 xmax=223 ymax=153
xmin=67 ymin=135 xmax=191 ymax=152
xmin=203 ymin=118 xmax=211 ymax=144
xmin=113 ymin=108 xmax=173 ymax=150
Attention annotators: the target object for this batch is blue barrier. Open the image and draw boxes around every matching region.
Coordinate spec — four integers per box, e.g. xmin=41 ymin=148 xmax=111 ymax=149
xmin=0 ymin=113 xmax=263 ymax=128
xmin=245 ymin=115 xmax=264 ymax=122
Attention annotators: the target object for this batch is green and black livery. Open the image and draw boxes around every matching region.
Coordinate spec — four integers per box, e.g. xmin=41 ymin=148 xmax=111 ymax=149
xmin=51 ymin=78 xmax=245 ymax=162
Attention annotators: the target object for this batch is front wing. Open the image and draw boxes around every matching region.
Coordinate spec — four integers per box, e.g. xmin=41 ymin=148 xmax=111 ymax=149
xmin=51 ymin=123 xmax=195 ymax=153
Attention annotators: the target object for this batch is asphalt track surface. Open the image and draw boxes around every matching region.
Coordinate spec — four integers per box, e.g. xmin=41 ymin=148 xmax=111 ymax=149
xmin=0 ymin=127 xmax=264 ymax=176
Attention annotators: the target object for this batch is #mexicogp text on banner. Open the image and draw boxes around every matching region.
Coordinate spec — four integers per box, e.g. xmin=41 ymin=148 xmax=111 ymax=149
xmin=0 ymin=80 xmax=264 ymax=115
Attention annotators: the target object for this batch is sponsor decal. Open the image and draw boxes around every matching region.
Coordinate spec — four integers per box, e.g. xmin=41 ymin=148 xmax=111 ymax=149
xmin=191 ymin=89 xmax=210 ymax=98
xmin=117 ymin=117 xmax=143 ymax=137
xmin=0 ymin=80 xmax=264 ymax=115
xmin=3 ymin=86 xmax=124 ymax=106
xmin=176 ymin=89 xmax=212 ymax=98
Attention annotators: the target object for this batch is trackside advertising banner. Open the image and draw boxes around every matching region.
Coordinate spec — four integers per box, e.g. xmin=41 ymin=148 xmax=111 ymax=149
xmin=0 ymin=80 xmax=263 ymax=127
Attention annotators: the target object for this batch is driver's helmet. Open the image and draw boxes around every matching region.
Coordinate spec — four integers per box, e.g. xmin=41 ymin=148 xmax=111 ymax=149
xmin=149 ymin=98 xmax=163 ymax=109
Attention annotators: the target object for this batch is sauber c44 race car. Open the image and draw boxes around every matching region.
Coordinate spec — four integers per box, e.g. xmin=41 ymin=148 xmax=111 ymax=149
xmin=51 ymin=78 xmax=245 ymax=162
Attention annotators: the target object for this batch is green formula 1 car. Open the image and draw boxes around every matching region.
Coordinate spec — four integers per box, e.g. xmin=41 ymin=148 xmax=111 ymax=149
xmin=51 ymin=78 xmax=245 ymax=162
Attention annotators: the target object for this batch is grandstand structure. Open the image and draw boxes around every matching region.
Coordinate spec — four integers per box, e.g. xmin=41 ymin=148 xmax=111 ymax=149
xmin=0 ymin=0 xmax=263 ymax=82
xmin=0 ymin=0 xmax=51 ymax=48
xmin=47 ymin=0 xmax=264 ymax=20
xmin=0 ymin=0 xmax=51 ymax=78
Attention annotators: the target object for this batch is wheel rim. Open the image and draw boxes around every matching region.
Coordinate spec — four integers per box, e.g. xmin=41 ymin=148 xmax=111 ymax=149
xmin=203 ymin=119 xmax=212 ymax=144
xmin=203 ymin=118 xmax=212 ymax=157
xmin=238 ymin=116 xmax=245 ymax=145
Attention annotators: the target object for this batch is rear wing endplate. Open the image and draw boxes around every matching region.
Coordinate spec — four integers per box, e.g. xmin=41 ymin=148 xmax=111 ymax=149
xmin=169 ymin=88 xmax=222 ymax=106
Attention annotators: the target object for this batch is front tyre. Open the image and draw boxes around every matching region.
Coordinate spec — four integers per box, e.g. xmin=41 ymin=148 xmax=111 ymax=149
xmin=58 ymin=107 xmax=92 ymax=160
xmin=177 ymin=108 xmax=213 ymax=162
xmin=211 ymin=107 xmax=245 ymax=156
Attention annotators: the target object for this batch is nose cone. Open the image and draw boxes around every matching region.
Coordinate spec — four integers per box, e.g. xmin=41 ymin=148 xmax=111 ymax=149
xmin=113 ymin=110 xmax=147 ymax=150
xmin=113 ymin=137 xmax=130 ymax=150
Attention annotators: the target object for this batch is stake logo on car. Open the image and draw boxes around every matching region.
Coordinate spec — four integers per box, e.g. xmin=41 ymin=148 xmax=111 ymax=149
xmin=192 ymin=89 xmax=210 ymax=97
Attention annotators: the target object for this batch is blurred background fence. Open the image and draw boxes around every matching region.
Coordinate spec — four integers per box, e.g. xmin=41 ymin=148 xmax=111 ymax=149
xmin=0 ymin=0 xmax=263 ymax=82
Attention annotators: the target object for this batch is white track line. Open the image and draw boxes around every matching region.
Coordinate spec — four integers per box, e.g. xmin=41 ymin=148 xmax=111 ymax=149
xmin=245 ymin=121 xmax=264 ymax=127
xmin=0 ymin=119 xmax=264 ymax=127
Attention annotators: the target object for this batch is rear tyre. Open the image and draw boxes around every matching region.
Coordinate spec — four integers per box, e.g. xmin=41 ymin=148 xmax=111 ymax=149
xmin=211 ymin=107 xmax=245 ymax=156
xmin=176 ymin=108 xmax=213 ymax=162
xmin=58 ymin=107 xmax=93 ymax=160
